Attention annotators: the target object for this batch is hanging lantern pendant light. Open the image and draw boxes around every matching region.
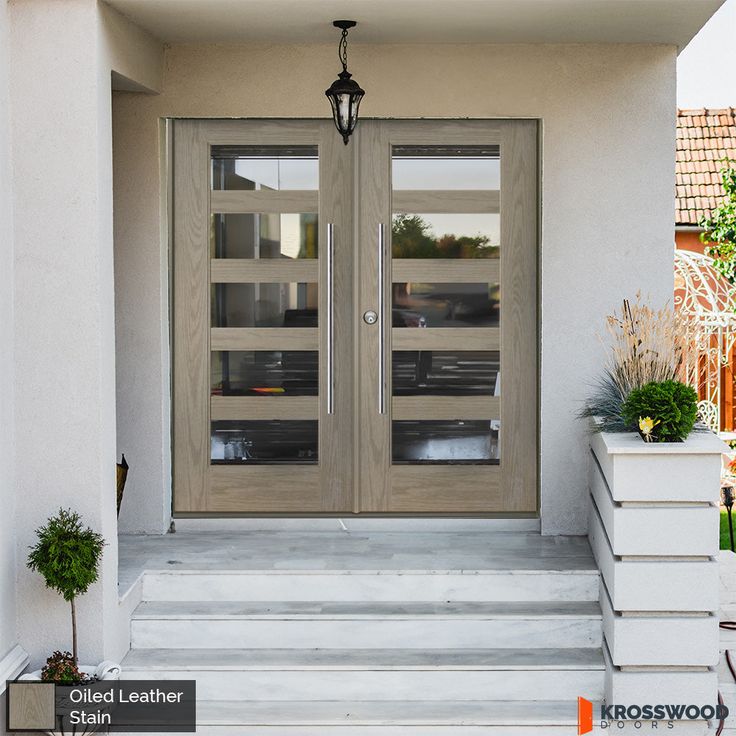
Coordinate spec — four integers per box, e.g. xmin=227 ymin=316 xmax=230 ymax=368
xmin=325 ymin=20 xmax=365 ymax=145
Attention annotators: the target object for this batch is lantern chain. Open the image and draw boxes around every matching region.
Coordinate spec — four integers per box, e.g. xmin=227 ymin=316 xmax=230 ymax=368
xmin=339 ymin=27 xmax=349 ymax=73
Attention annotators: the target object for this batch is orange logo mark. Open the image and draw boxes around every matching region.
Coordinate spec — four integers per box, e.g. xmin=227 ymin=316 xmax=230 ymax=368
xmin=578 ymin=697 xmax=593 ymax=735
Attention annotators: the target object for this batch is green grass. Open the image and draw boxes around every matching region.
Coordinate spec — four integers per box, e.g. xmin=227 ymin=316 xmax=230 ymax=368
xmin=722 ymin=509 xmax=736 ymax=551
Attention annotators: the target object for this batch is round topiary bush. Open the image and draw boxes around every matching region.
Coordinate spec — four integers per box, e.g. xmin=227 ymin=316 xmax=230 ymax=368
xmin=27 ymin=509 xmax=105 ymax=665
xmin=621 ymin=379 xmax=698 ymax=442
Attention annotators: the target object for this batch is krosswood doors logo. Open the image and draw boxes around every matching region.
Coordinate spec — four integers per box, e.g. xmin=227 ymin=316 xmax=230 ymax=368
xmin=577 ymin=697 xmax=728 ymax=733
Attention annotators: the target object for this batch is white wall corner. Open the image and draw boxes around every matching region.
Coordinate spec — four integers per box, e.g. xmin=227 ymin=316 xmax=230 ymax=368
xmin=98 ymin=1 xmax=164 ymax=94
xmin=0 ymin=645 xmax=30 ymax=693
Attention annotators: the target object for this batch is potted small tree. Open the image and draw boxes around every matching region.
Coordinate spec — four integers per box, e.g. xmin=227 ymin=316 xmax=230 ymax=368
xmin=20 ymin=509 xmax=121 ymax=684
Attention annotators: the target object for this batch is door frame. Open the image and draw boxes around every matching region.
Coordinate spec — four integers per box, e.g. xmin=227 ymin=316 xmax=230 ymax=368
xmin=170 ymin=118 xmax=540 ymax=517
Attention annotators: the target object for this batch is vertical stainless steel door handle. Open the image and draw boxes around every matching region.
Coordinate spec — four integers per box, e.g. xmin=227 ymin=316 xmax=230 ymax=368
xmin=377 ymin=223 xmax=387 ymax=415
xmin=326 ymin=223 xmax=335 ymax=415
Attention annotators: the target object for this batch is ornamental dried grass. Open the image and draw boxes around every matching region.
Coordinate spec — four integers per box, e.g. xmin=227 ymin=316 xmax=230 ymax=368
xmin=582 ymin=294 xmax=688 ymax=431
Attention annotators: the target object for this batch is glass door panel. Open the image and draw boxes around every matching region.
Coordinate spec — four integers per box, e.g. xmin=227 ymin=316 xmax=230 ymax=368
xmin=211 ymin=351 xmax=319 ymax=397
xmin=391 ymin=145 xmax=501 ymax=190
xmin=211 ymin=420 xmax=319 ymax=464
xmin=392 ymin=350 xmax=499 ymax=396
xmin=208 ymin=146 xmax=321 ymax=471
xmin=212 ymin=213 xmax=319 ymax=260
xmin=391 ymin=145 xmax=502 ymax=470
xmin=392 ymin=421 xmax=500 ymax=463
xmin=212 ymin=145 xmax=320 ymax=191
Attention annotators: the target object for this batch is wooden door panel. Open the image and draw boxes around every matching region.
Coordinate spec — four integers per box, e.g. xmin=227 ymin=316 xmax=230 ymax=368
xmin=499 ymin=120 xmax=538 ymax=513
xmin=209 ymin=466 xmax=322 ymax=512
xmin=390 ymin=466 xmax=502 ymax=513
xmin=358 ymin=119 xmax=538 ymax=515
xmin=172 ymin=119 xmax=353 ymax=513
xmin=172 ymin=120 xmax=210 ymax=513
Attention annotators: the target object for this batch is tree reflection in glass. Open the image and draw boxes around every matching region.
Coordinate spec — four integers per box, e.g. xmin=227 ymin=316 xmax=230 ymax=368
xmin=392 ymin=214 xmax=499 ymax=259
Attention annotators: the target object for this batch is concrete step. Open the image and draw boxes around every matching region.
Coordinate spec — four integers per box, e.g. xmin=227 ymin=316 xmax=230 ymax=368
xmin=130 ymin=600 xmax=602 ymax=649
xmin=120 ymin=647 xmax=605 ymax=701
xmin=111 ymin=700 xmax=710 ymax=735
xmin=140 ymin=568 xmax=600 ymax=603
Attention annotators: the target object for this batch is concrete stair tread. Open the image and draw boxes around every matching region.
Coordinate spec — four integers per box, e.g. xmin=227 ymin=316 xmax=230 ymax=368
xmin=194 ymin=699 xmax=580 ymax=726
xmin=137 ymin=565 xmax=599 ymax=576
xmin=132 ymin=600 xmax=601 ymax=619
xmin=122 ymin=646 xmax=605 ymax=671
xmin=136 ymin=571 xmax=600 ymax=605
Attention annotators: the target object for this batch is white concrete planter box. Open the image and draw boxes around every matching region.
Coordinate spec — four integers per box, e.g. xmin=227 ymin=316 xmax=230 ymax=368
xmin=588 ymin=500 xmax=719 ymax=612
xmin=603 ymin=644 xmax=718 ymax=705
xmin=601 ymin=587 xmax=719 ymax=667
xmin=589 ymin=455 xmax=719 ymax=557
xmin=590 ymin=429 xmax=724 ymax=503
xmin=590 ymin=426 xmax=725 ymax=709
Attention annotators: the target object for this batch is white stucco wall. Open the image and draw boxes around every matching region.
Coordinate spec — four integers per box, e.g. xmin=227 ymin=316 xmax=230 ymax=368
xmin=10 ymin=0 xmax=120 ymax=668
xmin=112 ymin=42 xmax=676 ymax=535
xmin=0 ymin=0 xmax=18 ymax=686
xmin=8 ymin=0 xmax=162 ymax=668
xmin=112 ymin=104 xmax=172 ymax=536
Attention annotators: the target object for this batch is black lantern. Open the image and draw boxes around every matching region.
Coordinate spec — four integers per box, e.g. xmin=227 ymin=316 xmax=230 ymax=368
xmin=325 ymin=20 xmax=364 ymax=145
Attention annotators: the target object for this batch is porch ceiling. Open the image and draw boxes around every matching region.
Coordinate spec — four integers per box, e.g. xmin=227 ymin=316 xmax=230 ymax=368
xmin=107 ymin=0 xmax=723 ymax=50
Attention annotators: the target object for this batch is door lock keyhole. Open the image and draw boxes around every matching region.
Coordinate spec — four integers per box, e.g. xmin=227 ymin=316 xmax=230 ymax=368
xmin=363 ymin=310 xmax=378 ymax=325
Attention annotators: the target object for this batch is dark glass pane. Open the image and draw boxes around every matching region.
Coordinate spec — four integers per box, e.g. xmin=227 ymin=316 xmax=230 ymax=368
xmin=393 ymin=283 xmax=499 ymax=328
xmin=392 ymin=145 xmax=500 ymax=190
xmin=392 ymin=420 xmax=499 ymax=464
xmin=392 ymin=350 xmax=499 ymax=396
xmin=211 ymin=213 xmax=318 ymax=259
xmin=211 ymin=146 xmax=318 ymax=190
xmin=211 ymin=283 xmax=318 ymax=328
xmin=211 ymin=420 xmax=318 ymax=464
xmin=392 ymin=214 xmax=499 ymax=259
xmin=212 ymin=351 xmax=318 ymax=397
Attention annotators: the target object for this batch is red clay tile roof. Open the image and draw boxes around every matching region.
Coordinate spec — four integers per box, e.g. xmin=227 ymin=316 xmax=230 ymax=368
xmin=676 ymin=108 xmax=736 ymax=227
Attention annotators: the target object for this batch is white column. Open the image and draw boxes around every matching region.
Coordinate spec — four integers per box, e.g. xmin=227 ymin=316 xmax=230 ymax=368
xmin=10 ymin=0 xmax=119 ymax=667
xmin=589 ymin=427 xmax=726 ymax=704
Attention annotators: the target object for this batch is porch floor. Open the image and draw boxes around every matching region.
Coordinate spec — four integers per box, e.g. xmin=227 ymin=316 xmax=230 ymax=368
xmin=118 ymin=530 xmax=596 ymax=595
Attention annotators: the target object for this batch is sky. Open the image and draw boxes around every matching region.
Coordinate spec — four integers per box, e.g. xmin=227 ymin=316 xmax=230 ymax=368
xmin=677 ymin=0 xmax=736 ymax=109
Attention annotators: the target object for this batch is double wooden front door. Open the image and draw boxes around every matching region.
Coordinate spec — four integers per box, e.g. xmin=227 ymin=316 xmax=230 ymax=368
xmin=172 ymin=119 xmax=537 ymax=514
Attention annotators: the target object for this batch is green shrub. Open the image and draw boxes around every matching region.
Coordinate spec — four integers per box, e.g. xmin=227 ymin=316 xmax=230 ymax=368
xmin=27 ymin=509 xmax=105 ymax=665
xmin=621 ymin=379 xmax=698 ymax=442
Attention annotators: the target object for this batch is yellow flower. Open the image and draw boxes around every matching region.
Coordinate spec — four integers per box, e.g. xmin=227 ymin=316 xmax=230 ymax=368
xmin=638 ymin=416 xmax=660 ymax=441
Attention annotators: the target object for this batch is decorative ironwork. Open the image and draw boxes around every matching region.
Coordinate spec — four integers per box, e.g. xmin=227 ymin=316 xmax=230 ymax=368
xmin=675 ymin=249 xmax=736 ymax=431
xmin=697 ymin=399 xmax=719 ymax=432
